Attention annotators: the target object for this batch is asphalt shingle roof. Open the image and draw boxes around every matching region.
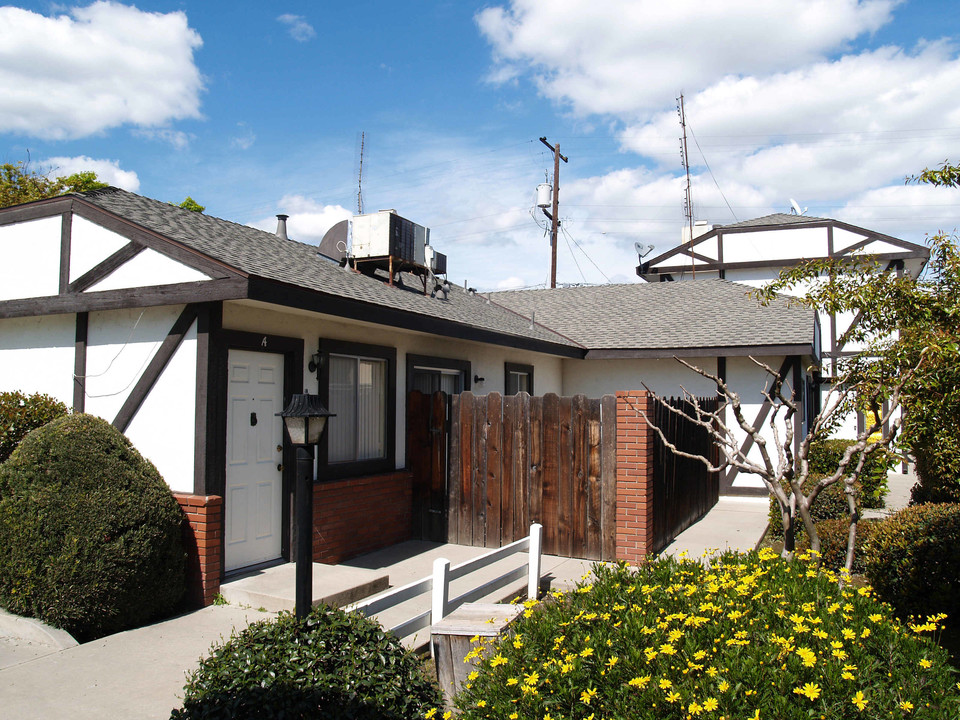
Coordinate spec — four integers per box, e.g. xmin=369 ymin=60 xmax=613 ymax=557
xmin=489 ymin=280 xmax=815 ymax=351
xmin=718 ymin=213 xmax=829 ymax=229
xmin=76 ymin=187 xmax=580 ymax=351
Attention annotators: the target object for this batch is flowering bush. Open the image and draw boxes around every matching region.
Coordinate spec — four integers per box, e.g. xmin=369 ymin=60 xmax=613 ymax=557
xmin=454 ymin=550 xmax=958 ymax=719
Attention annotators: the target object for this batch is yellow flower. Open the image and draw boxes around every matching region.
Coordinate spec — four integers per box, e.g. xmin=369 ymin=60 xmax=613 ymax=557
xmin=832 ymin=648 xmax=848 ymax=661
xmin=580 ymin=687 xmax=598 ymax=705
xmin=666 ymin=691 xmax=682 ymax=703
xmin=524 ymin=671 xmax=540 ymax=686
xmin=607 ymin=656 xmax=619 ymax=668
xmin=580 ymin=647 xmax=594 ymax=658
xmin=424 ymin=709 xmax=437 ymax=718
xmin=660 ymin=678 xmax=673 ymax=690
xmin=688 ymin=701 xmax=704 ymax=715
xmin=851 ymin=691 xmax=868 ymax=711
xmin=793 ymin=682 xmax=821 ymax=701
xmin=506 ymin=677 xmax=518 ymax=686
xmin=796 ymin=647 xmax=816 ymax=667
xmin=919 ymin=658 xmax=932 ymax=669
xmin=718 ymin=680 xmax=730 ymax=693
xmin=659 ymin=643 xmax=677 ymax=655
xmin=749 ymin=710 xmax=760 ymax=720
xmin=899 ymin=700 xmax=914 ymax=712
xmin=490 ymin=654 xmax=507 ymax=667
xmin=842 ymin=628 xmax=856 ymax=640
xmin=868 ymin=613 xmax=883 ymax=623
xmin=476 ymin=700 xmax=486 ymax=708
xmin=468 ymin=671 xmax=479 ymax=681
xmin=628 ymin=675 xmax=651 ymax=689
xmin=509 ymin=714 xmax=518 ymax=720
xmin=703 ymin=697 xmax=719 ymax=711
xmin=443 ymin=713 xmax=452 ymax=720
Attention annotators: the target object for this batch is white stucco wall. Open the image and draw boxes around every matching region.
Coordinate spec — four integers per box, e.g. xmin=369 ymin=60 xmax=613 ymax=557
xmin=0 ymin=314 xmax=76 ymax=401
xmin=223 ymin=301 xmax=565 ymax=470
xmin=70 ymin=215 xmax=129 ymax=282
xmin=0 ymin=216 xmax=62 ymax=301
xmin=84 ymin=306 xmax=197 ymax=492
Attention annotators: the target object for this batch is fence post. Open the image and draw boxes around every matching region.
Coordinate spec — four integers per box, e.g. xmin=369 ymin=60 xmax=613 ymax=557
xmin=527 ymin=523 xmax=543 ymax=600
xmin=432 ymin=557 xmax=451 ymax=623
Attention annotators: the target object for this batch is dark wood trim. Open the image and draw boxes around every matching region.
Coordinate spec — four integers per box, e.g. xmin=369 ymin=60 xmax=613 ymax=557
xmin=317 ymin=338 xmax=397 ymax=480
xmin=59 ymin=213 xmax=72 ymax=294
xmin=73 ymin=311 xmax=87 ymax=413
xmin=0 ymin=277 xmax=249 ymax=319
xmin=716 ymin=356 xmax=726 ymax=403
xmin=67 ymin=242 xmax=145 ymax=293
xmin=406 ymin=353 xmax=472 ymax=394
xmin=585 ymin=344 xmax=815 ymax=360
xmin=504 ymin=361 xmax=534 ymax=395
xmin=791 ymin=355 xmax=803 ymax=461
xmin=716 ymin=232 xmax=725 ymax=279
xmin=642 ymin=250 xmax=929 ymax=278
xmin=0 ymin=196 xmax=74 ymax=226
xmin=113 ymin=304 xmax=200 ymax=432
xmin=217 ymin=328 xmax=304 ymax=566
xmin=722 ymin=356 xmax=792 ymax=494
xmin=247 ymin=276 xmax=585 ymax=359
xmin=71 ymin=201 xmax=243 ymax=281
xmin=193 ymin=302 xmax=224 ymax=496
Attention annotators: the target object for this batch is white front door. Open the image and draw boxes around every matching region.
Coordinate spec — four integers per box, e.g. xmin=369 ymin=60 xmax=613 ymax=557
xmin=225 ymin=349 xmax=285 ymax=572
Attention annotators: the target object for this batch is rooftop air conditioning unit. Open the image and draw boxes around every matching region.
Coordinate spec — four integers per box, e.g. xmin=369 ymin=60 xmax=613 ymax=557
xmin=351 ymin=210 xmax=427 ymax=266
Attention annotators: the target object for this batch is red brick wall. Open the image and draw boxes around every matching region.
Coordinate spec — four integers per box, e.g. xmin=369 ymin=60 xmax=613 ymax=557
xmin=312 ymin=471 xmax=413 ymax=564
xmin=615 ymin=391 xmax=655 ymax=564
xmin=174 ymin=493 xmax=223 ymax=607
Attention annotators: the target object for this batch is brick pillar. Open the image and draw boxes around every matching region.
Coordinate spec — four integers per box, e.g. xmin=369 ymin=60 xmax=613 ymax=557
xmin=174 ymin=493 xmax=223 ymax=607
xmin=615 ymin=391 xmax=655 ymax=564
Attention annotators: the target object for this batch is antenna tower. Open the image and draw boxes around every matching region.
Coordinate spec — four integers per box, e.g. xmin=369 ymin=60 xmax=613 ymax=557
xmin=357 ymin=131 xmax=365 ymax=215
xmin=678 ymin=94 xmax=695 ymax=278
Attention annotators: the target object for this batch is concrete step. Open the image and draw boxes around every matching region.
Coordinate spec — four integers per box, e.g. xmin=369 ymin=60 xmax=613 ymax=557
xmin=220 ymin=562 xmax=389 ymax=613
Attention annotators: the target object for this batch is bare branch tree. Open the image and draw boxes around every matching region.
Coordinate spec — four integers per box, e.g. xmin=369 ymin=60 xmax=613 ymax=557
xmin=637 ymin=355 xmax=917 ymax=570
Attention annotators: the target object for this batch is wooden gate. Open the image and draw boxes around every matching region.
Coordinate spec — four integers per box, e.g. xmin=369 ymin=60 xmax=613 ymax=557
xmin=407 ymin=390 xmax=448 ymax=542
xmin=446 ymin=392 xmax=617 ymax=561
xmin=650 ymin=396 xmax=720 ymax=553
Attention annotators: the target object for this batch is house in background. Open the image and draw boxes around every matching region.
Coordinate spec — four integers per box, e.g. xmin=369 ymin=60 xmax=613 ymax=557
xmin=638 ymin=213 xmax=930 ymax=439
xmin=0 ymin=187 xmax=816 ymax=601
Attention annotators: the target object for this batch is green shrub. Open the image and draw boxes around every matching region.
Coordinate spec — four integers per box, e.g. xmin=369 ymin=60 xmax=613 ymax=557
xmin=808 ymin=438 xmax=892 ymax=509
xmin=0 ymin=390 xmax=68 ymax=463
xmin=796 ymin=517 xmax=878 ymax=574
xmin=768 ymin=473 xmax=854 ymax=539
xmin=911 ymin=443 xmax=960 ymax=504
xmin=864 ymin=503 xmax=960 ymax=623
xmin=456 ymin=551 xmax=959 ymax=720
xmin=171 ymin=605 xmax=442 ymax=720
xmin=0 ymin=414 xmax=185 ymax=640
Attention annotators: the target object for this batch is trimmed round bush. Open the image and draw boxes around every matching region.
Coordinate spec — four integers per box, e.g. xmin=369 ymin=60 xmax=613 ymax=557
xmin=768 ymin=473 xmax=854 ymax=539
xmin=0 ymin=390 xmax=68 ymax=463
xmin=864 ymin=503 xmax=960 ymax=622
xmin=456 ymin=552 xmax=959 ymax=720
xmin=171 ymin=605 xmax=443 ymax=719
xmin=796 ymin=517 xmax=878 ymax=574
xmin=0 ymin=414 xmax=185 ymax=640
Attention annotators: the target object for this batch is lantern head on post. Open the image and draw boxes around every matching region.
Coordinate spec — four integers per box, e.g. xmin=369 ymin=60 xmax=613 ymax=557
xmin=276 ymin=393 xmax=334 ymax=446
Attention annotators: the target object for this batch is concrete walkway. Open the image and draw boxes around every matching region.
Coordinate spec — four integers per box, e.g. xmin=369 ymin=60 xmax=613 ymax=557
xmin=10 ymin=476 xmax=878 ymax=720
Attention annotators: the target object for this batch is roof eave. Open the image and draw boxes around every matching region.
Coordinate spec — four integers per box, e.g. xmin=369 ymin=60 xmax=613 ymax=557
xmin=584 ymin=343 xmax=817 ymax=360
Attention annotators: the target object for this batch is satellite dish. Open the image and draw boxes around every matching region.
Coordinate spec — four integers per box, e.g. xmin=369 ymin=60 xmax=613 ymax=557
xmin=789 ymin=199 xmax=807 ymax=216
xmin=318 ymin=220 xmax=349 ymax=262
xmin=635 ymin=241 xmax=655 ymax=259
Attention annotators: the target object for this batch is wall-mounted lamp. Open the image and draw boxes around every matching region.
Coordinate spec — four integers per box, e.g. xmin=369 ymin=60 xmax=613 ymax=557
xmin=474 ymin=374 xmax=485 ymax=384
xmin=308 ymin=352 xmax=320 ymax=373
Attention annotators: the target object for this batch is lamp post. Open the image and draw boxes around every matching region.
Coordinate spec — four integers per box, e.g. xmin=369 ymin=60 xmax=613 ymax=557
xmin=276 ymin=393 xmax=334 ymax=620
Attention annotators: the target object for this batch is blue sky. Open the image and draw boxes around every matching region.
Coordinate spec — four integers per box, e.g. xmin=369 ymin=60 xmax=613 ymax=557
xmin=2 ymin=0 xmax=960 ymax=290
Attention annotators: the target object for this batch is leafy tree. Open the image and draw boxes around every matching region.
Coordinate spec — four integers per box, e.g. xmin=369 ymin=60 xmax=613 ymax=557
xmin=177 ymin=196 xmax=204 ymax=213
xmin=0 ymin=161 xmax=106 ymax=209
xmin=908 ymin=159 xmax=960 ymax=187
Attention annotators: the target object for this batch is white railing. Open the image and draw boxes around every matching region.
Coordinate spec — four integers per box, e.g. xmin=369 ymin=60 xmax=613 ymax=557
xmin=348 ymin=523 xmax=543 ymax=640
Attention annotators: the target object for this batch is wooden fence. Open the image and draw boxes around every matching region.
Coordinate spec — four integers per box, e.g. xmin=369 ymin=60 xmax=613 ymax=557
xmin=444 ymin=392 xmax=617 ymax=561
xmin=407 ymin=390 xmax=720 ymax=562
xmin=650 ymin=396 xmax=721 ymax=553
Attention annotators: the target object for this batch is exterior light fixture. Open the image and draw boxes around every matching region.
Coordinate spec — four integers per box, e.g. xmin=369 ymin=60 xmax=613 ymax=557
xmin=276 ymin=393 xmax=334 ymax=619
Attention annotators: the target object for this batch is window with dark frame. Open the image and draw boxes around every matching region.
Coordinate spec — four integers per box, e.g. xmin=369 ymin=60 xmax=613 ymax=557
xmin=504 ymin=362 xmax=534 ymax=395
xmin=317 ymin=339 xmax=396 ymax=479
xmin=405 ymin=354 xmax=471 ymax=396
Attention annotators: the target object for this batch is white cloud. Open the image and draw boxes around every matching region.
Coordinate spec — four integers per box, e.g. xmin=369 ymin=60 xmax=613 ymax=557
xmin=477 ymin=0 xmax=898 ymax=116
xmin=0 ymin=2 xmax=204 ymax=139
xmin=45 ymin=155 xmax=140 ymax=191
xmin=231 ymin=122 xmax=256 ymax=150
xmin=277 ymin=14 xmax=316 ymax=42
xmin=133 ymin=128 xmax=194 ymax=150
xmin=249 ymin=195 xmax=352 ymax=244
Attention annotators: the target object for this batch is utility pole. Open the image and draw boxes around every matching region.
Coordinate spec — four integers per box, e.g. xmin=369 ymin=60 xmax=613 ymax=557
xmin=357 ymin=131 xmax=365 ymax=215
xmin=540 ymin=136 xmax=568 ymax=288
xmin=677 ymin=94 xmax=695 ymax=278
